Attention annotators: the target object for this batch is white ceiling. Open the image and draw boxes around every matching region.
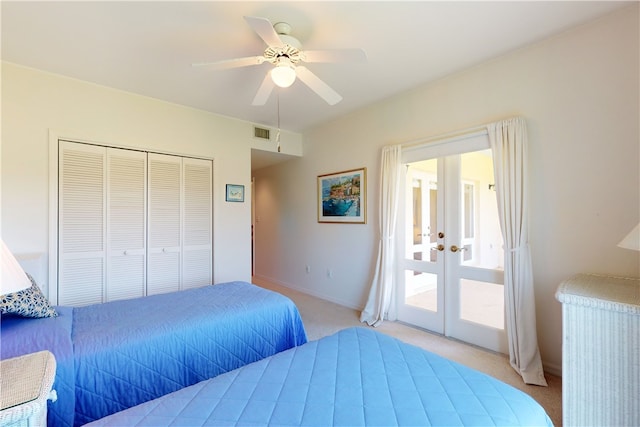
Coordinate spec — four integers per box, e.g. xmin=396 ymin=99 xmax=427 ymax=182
xmin=1 ymin=1 xmax=629 ymax=168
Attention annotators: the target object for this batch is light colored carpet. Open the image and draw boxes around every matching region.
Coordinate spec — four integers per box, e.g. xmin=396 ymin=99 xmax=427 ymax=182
xmin=253 ymin=277 xmax=562 ymax=427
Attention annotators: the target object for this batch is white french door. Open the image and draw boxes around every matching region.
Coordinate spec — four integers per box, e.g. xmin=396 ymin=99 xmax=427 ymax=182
xmin=397 ymin=134 xmax=507 ymax=353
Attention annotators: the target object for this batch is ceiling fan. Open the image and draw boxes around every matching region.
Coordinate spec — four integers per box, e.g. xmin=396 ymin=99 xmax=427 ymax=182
xmin=193 ymin=16 xmax=367 ymax=106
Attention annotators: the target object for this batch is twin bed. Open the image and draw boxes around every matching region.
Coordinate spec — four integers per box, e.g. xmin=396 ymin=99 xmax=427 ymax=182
xmin=87 ymin=327 xmax=553 ymax=427
xmin=0 ymin=281 xmax=307 ymax=426
xmin=1 ymin=281 xmax=553 ymax=426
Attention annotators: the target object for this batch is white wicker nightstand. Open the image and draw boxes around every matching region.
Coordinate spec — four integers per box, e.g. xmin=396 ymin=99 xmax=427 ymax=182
xmin=556 ymin=273 xmax=640 ymax=427
xmin=0 ymin=351 xmax=57 ymax=427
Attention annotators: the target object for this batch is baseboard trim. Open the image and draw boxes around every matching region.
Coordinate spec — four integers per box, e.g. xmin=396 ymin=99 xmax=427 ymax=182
xmin=252 ymin=274 xmax=364 ymax=312
xmin=543 ymin=361 xmax=562 ymax=377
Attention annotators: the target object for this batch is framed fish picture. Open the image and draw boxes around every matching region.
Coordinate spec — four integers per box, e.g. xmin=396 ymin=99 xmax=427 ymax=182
xmin=225 ymin=184 xmax=244 ymax=202
xmin=317 ymin=168 xmax=366 ymax=223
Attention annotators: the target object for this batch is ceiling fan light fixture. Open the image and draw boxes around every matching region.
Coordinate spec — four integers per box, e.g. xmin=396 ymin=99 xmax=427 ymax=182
xmin=271 ymin=57 xmax=296 ymax=88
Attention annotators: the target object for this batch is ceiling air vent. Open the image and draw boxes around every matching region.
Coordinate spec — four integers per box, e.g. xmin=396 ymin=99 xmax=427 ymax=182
xmin=254 ymin=126 xmax=270 ymax=140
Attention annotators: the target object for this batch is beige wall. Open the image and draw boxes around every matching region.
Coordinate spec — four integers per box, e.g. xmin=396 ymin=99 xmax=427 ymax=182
xmin=253 ymin=4 xmax=640 ymax=374
xmin=1 ymin=62 xmax=303 ymax=294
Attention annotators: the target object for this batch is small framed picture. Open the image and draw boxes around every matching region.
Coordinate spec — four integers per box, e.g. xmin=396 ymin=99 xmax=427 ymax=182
xmin=225 ymin=184 xmax=244 ymax=202
xmin=318 ymin=167 xmax=366 ymax=223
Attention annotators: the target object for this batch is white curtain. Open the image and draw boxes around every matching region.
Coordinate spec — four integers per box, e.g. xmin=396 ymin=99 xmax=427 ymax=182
xmin=360 ymin=144 xmax=402 ymax=327
xmin=488 ymin=117 xmax=548 ymax=386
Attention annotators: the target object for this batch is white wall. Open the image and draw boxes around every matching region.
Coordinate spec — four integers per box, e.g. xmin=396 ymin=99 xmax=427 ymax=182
xmin=253 ymin=5 xmax=639 ymax=374
xmin=1 ymin=62 xmax=302 ymax=295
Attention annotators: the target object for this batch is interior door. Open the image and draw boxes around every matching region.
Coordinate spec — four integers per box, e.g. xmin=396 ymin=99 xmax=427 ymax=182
xmin=147 ymin=154 xmax=213 ymax=295
xmin=147 ymin=153 xmax=182 ymax=295
xmin=397 ymin=139 xmax=507 ymax=353
xmin=181 ymin=157 xmax=213 ymax=289
xmin=106 ymin=147 xmax=147 ymax=302
xmin=58 ymin=141 xmax=107 ymax=306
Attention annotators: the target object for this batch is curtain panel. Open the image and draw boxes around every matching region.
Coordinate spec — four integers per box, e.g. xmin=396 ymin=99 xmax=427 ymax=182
xmin=488 ymin=117 xmax=547 ymax=386
xmin=360 ymin=144 xmax=402 ymax=326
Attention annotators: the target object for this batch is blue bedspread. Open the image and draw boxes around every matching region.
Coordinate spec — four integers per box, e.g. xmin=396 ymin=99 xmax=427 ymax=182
xmin=88 ymin=327 xmax=553 ymax=427
xmin=1 ymin=306 xmax=75 ymax=427
xmin=1 ymin=281 xmax=307 ymax=427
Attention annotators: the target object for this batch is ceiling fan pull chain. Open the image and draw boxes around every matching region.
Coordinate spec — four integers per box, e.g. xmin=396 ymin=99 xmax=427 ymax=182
xmin=276 ymin=93 xmax=281 ymax=153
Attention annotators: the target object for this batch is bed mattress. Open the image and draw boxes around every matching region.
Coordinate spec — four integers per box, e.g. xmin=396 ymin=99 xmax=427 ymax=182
xmin=87 ymin=327 xmax=553 ymax=426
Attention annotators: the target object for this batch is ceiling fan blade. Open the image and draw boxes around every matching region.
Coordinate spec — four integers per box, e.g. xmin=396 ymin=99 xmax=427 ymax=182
xmin=301 ymin=49 xmax=367 ymax=63
xmin=252 ymin=73 xmax=275 ymax=106
xmin=244 ymin=16 xmax=283 ymax=47
xmin=192 ymin=56 xmax=266 ymax=70
xmin=295 ymin=66 xmax=342 ymax=105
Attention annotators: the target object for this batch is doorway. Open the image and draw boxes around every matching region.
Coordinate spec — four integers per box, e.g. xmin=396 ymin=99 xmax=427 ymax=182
xmin=397 ymin=142 xmax=507 ymax=353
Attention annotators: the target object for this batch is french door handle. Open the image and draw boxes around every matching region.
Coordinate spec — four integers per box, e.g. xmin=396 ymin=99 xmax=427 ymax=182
xmin=431 ymin=244 xmax=445 ymax=252
xmin=450 ymin=245 xmax=467 ymax=253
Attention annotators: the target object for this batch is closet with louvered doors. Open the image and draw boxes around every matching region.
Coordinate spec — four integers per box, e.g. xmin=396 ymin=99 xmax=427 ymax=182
xmin=57 ymin=141 xmax=213 ymax=307
xmin=146 ymin=153 xmax=213 ymax=295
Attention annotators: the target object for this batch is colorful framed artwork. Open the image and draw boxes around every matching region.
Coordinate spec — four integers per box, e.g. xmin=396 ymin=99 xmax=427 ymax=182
xmin=317 ymin=167 xmax=366 ymax=223
xmin=225 ymin=184 xmax=244 ymax=202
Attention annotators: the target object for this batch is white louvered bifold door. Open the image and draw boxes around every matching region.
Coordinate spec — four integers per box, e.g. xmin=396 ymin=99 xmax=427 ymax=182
xmin=106 ymin=148 xmax=147 ymax=301
xmin=58 ymin=142 xmax=213 ymax=304
xmin=147 ymin=153 xmax=182 ymax=295
xmin=59 ymin=141 xmax=106 ymax=306
xmin=182 ymin=158 xmax=213 ymax=289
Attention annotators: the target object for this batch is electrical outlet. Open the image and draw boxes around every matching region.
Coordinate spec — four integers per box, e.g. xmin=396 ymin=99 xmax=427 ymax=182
xmin=305 ymin=265 xmax=311 ymax=274
xmin=327 ymin=268 xmax=333 ymax=279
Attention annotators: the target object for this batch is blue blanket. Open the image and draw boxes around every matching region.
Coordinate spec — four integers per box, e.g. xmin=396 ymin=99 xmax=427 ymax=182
xmin=87 ymin=327 xmax=553 ymax=427
xmin=1 ymin=282 xmax=307 ymax=426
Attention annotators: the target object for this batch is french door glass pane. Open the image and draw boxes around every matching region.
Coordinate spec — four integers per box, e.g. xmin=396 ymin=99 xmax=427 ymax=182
xmin=411 ymin=180 xmax=423 ymax=260
xmin=404 ymin=270 xmax=437 ymax=312
xmin=459 ymin=279 xmax=504 ymax=329
xmin=459 ymin=150 xmax=503 ymax=269
xmin=406 ymin=159 xmax=437 ymax=261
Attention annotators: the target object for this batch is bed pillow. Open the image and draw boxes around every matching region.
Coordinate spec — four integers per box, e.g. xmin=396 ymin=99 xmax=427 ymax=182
xmin=0 ymin=273 xmax=58 ymax=318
